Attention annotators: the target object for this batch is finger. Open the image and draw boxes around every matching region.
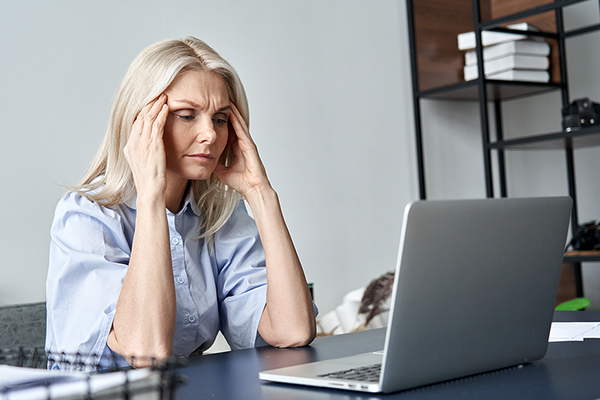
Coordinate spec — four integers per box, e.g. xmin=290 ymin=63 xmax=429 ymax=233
xmin=129 ymin=95 xmax=167 ymax=152
xmin=135 ymin=99 xmax=155 ymax=123
xmin=131 ymin=97 xmax=160 ymax=136
xmin=229 ymin=104 xmax=248 ymax=133
xmin=138 ymin=100 xmax=154 ymax=115
xmin=143 ymin=94 xmax=167 ymax=126
xmin=130 ymin=113 xmax=144 ymax=137
xmin=228 ymin=105 xmax=256 ymax=148
xmin=132 ymin=99 xmax=155 ymax=131
xmin=151 ymin=103 xmax=169 ymax=141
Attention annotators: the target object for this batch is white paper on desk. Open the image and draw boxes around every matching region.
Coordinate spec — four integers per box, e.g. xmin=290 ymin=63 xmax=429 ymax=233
xmin=580 ymin=323 xmax=600 ymax=339
xmin=1 ymin=366 xmax=156 ymax=400
xmin=0 ymin=365 xmax=84 ymax=388
xmin=549 ymin=322 xmax=600 ymax=342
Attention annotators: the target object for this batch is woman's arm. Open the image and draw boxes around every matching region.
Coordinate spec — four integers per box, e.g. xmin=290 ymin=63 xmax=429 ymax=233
xmin=247 ymin=188 xmax=317 ymax=347
xmin=107 ymin=94 xmax=177 ymax=364
xmin=214 ymin=104 xmax=316 ymax=347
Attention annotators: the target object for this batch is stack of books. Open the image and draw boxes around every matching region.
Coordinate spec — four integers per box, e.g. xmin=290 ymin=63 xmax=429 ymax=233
xmin=457 ymin=23 xmax=551 ymax=83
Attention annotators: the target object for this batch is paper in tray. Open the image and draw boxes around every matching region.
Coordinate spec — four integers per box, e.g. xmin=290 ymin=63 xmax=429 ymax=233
xmin=0 ymin=348 xmax=183 ymax=400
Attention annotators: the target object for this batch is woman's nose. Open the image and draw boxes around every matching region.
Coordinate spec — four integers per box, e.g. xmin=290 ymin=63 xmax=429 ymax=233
xmin=196 ymin=117 xmax=217 ymax=144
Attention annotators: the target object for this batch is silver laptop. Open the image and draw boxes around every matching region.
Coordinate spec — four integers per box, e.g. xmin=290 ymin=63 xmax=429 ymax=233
xmin=259 ymin=196 xmax=572 ymax=394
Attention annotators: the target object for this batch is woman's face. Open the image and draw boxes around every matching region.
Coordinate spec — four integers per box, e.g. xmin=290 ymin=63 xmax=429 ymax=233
xmin=162 ymin=69 xmax=231 ymax=185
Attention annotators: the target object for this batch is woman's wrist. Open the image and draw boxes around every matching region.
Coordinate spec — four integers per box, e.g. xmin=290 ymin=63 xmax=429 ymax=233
xmin=135 ymin=191 xmax=167 ymax=214
xmin=243 ymin=184 xmax=278 ymax=216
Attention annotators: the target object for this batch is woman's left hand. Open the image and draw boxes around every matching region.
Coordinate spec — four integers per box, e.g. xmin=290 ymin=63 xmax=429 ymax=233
xmin=213 ymin=103 xmax=271 ymax=199
xmin=214 ymin=105 xmax=315 ymax=348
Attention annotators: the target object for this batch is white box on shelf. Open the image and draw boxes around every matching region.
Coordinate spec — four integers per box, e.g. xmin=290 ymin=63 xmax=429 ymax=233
xmin=464 ymin=40 xmax=550 ymax=65
xmin=487 ymin=69 xmax=550 ymax=82
xmin=463 ymin=54 xmax=549 ymax=80
xmin=458 ymin=22 xmax=541 ymax=50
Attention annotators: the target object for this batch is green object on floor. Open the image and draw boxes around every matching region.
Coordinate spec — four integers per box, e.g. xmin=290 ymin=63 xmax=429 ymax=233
xmin=555 ymin=297 xmax=591 ymax=311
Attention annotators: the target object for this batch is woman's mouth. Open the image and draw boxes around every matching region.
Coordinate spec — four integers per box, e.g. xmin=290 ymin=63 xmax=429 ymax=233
xmin=187 ymin=153 xmax=214 ymax=162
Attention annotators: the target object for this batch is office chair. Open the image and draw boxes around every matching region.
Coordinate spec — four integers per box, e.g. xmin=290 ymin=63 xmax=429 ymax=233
xmin=0 ymin=302 xmax=46 ymax=349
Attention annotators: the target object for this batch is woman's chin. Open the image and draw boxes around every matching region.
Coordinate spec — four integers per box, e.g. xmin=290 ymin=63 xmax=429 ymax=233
xmin=189 ymin=169 xmax=217 ymax=182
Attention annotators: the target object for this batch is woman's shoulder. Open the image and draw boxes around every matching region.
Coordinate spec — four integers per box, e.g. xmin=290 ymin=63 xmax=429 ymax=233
xmin=57 ymin=191 xmax=111 ymax=212
xmin=53 ymin=191 xmax=129 ymax=227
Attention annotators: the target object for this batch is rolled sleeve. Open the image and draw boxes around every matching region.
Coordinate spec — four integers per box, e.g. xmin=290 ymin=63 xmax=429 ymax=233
xmin=214 ymin=201 xmax=268 ymax=350
xmin=46 ymin=192 xmax=131 ymax=367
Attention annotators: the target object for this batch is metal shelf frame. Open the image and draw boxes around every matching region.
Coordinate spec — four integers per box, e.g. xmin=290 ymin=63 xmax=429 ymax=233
xmin=406 ymin=0 xmax=600 ymax=297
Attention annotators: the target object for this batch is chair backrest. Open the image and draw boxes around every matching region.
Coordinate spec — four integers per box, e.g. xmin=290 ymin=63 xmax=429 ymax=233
xmin=0 ymin=302 xmax=46 ymax=349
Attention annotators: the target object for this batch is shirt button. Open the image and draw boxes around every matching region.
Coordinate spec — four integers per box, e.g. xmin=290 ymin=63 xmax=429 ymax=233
xmin=171 ymin=238 xmax=179 ymax=245
xmin=177 ymin=276 xmax=185 ymax=284
xmin=188 ymin=315 xmax=196 ymax=323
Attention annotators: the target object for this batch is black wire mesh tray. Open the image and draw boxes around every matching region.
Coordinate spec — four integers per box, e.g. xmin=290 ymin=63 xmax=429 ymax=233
xmin=0 ymin=347 xmax=185 ymax=400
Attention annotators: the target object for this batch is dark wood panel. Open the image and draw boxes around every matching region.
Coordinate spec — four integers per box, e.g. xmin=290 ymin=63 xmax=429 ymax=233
xmin=556 ymin=262 xmax=578 ymax=306
xmin=413 ymin=0 xmax=475 ymax=91
xmin=412 ymin=0 xmax=561 ymax=91
xmin=489 ymin=0 xmax=554 ymax=21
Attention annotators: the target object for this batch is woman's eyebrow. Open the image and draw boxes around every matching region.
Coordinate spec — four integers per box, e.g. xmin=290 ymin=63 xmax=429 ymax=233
xmin=169 ymin=99 xmax=231 ymax=113
xmin=170 ymin=99 xmax=201 ymax=108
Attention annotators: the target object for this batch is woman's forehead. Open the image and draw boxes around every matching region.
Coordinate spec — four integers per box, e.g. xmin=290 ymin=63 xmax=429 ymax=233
xmin=166 ymin=70 xmax=229 ymax=108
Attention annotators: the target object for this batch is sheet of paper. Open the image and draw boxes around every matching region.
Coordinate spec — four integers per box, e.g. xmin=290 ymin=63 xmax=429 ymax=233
xmin=0 ymin=365 xmax=84 ymax=388
xmin=0 ymin=366 xmax=155 ymax=400
xmin=549 ymin=322 xmax=600 ymax=342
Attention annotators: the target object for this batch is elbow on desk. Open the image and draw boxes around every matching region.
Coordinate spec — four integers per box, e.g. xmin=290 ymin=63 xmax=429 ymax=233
xmin=108 ymin=331 xmax=173 ymax=367
xmin=258 ymin=306 xmax=318 ymax=348
xmin=291 ymin=331 xmax=317 ymax=348
xmin=121 ymin=343 xmax=173 ymax=368
xmin=266 ymin=324 xmax=317 ymax=348
xmin=270 ymin=335 xmax=315 ymax=349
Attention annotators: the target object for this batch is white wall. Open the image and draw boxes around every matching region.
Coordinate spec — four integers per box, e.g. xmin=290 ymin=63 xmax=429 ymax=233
xmin=1 ymin=0 xmax=599 ymax=316
xmin=0 ymin=0 xmax=416 ymax=314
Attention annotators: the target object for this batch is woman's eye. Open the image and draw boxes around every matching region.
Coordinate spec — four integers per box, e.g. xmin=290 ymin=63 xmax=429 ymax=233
xmin=171 ymin=110 xmax=196 ymax=121
xmin=213 ymin=114 xmax=228 ymax=125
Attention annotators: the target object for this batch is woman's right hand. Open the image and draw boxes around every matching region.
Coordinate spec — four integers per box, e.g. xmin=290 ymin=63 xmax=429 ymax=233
xmin=111 ymin=93 xmax=176 ymax=364
xmin=123 ymin=94 xmax=169 ymax=202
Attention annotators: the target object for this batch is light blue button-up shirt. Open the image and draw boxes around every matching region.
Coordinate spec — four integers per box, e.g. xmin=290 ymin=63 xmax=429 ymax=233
xmin=46 ymin=190 xmax=269 ymax=368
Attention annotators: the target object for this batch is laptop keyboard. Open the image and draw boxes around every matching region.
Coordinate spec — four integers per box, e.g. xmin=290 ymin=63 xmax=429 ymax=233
xmin=317 ymin=363 xmax=382 ymax=383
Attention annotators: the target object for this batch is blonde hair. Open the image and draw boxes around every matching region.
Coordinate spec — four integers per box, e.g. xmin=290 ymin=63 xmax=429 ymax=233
xmin=74 ymin=37 xmax=247 ymax=244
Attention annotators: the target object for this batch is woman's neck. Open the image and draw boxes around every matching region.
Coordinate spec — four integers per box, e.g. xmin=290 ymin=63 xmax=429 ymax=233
xmin=165 ymin=174 xmax=190 ymax=214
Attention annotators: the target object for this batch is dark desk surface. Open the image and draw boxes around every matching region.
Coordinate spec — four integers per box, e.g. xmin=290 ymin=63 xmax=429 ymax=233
xmin=177 ymin=311 xmax=600 ymax=399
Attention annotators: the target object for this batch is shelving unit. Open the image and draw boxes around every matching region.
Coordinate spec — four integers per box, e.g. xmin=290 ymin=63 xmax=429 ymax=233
xmin=406 ymin=0 xmax=600 ymax=297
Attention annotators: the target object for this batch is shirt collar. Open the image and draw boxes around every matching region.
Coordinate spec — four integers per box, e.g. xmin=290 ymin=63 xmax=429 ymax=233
xmin=184 ymin=189 xmax=203 ymax=216
xmin=123 ymin=188 xmax=202 ymax=217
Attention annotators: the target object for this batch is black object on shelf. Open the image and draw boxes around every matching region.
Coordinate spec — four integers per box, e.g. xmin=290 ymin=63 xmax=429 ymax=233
xmin=562 ymin=97 xmax=600 ymax=132
xmin=569 ymin=221 xmax=600 ymax=251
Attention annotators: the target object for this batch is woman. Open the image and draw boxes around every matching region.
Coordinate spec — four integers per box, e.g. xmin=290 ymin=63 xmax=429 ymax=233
xmin=46 ymin=37 xmax=316 ymax=369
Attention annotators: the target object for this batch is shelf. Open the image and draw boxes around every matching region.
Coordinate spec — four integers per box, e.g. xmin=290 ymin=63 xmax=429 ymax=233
xmin=479 ymin=0 xmax=582 ymax=30
xmin=565 ymin=22 xmax=600 ymax=38
xmin=418 ymin=80 xmax=561 ymax=101
xmin=564 ymin=251 xmax=600 ymax=263
xmin=411 ymin=0 xmax=562 ymax=92
xmin=411 ymin=2 xmax=600 ymax=94
xmin=407 ymin=0 xmax=597 ymax=298
xmin=488 ymin=124 xmax=600 ymax=150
